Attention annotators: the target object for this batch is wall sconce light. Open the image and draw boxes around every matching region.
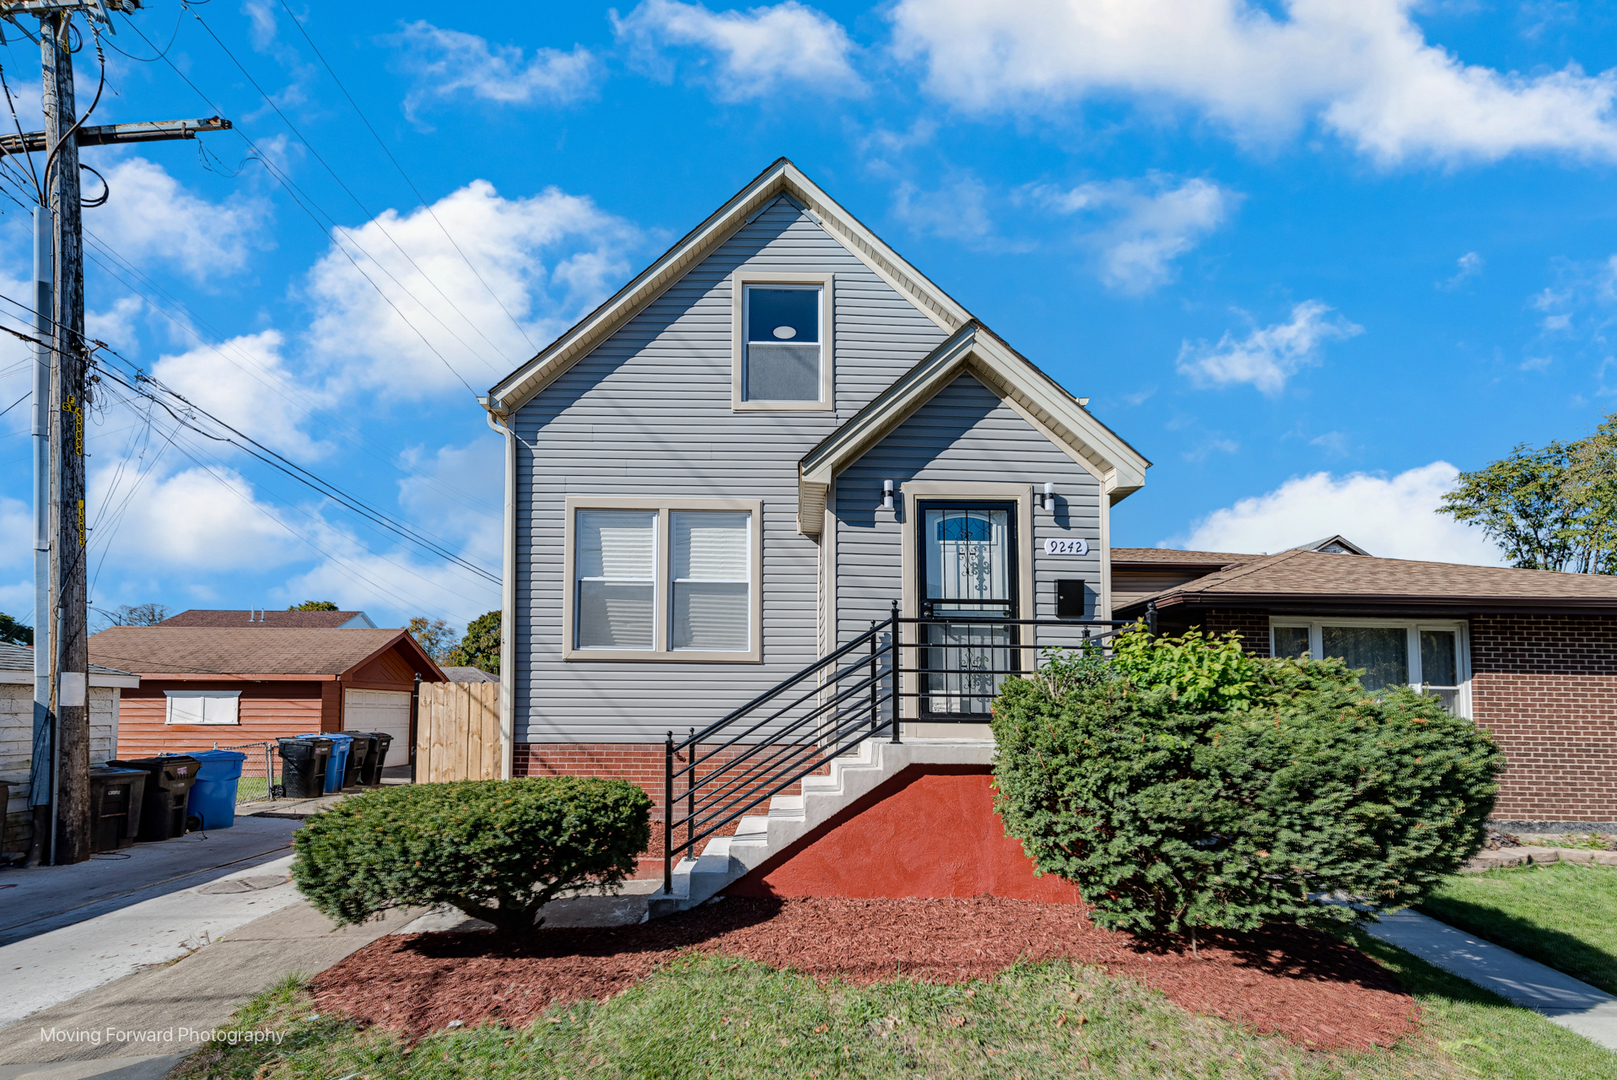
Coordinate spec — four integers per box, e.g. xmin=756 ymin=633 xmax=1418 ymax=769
xmin=882 ymin=480 xmax=895 ymax=510
xmin=1040 ymin=482 xmax=1055 ymax=511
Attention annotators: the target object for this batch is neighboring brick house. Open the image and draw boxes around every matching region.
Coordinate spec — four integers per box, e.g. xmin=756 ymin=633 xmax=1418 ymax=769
xmin=89 ymin=626 xmax=444 ymax=760
xmin=1111 ymin=542 xmax=1617 ymax=827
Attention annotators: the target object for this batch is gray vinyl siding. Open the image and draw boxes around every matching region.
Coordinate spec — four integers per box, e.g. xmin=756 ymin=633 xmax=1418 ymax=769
xmin=834 ymin=374 xmax=1104 ymax=644
xmin=512 ymin=197 xmax=948 ymax=743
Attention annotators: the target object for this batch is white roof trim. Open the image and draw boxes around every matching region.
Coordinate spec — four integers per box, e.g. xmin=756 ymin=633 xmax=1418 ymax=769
xmin=795 ymin=322 xmax=1150 ymax=535
xmin=486 ymin=158 xmax=973 ymax=416
xmin=0 ymin=671 xmax=138 ymax=688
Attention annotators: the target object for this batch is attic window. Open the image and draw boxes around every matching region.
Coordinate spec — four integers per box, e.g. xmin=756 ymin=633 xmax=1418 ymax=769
xmin=731 ymin=273 xmax=833 ymax=411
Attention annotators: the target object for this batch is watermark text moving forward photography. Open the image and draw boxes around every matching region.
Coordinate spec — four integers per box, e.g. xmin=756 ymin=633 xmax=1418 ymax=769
xmin=39 ymin=1026 xmax=284 ymax=1048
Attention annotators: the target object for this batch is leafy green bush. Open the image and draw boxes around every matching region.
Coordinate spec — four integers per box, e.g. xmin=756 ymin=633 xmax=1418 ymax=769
xmin=992 ymin=630 xmax=1504 ymax=941
xmin=291 ymin=777 xmax=651 ymax=936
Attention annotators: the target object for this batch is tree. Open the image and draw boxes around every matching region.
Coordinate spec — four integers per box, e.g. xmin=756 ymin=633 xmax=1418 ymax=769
xmin=98 ymin=603 xmax=170 ymax=630
xmin=290 ymin=600 xmax=339 ymax=611
xmin=1440 ymin=414 xmax=1617 ymax=574
xmin=0 ymin=612 xmax=33 ymax=647
xmin=406 ymin=617 xmax=458 ymax=663
xmin=447 ymin=610 xmax=500 ymax=674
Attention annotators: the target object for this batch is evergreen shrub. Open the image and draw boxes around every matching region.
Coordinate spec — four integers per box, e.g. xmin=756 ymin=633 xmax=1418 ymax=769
xmin=992 ymin=630 xmax=1504 ymax=939
xmin=291 ymin=777 xmax=651 ymax=936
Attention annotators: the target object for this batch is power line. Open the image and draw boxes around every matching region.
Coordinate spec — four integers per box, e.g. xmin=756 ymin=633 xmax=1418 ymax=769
xmin=180 ymin=6 xmax=518 ymax=379
xmin=122 ymin=15 xmax=489 ymax=401
xmin=272 ymin=0 xmax=537 ymax=355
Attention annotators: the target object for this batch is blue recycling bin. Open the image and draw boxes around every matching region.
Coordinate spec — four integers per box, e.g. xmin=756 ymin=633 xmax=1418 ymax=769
xmin=185 ymin=749 xmax=247 ymax=830
xmin=298 ymin=733 xmax=352 ymax=794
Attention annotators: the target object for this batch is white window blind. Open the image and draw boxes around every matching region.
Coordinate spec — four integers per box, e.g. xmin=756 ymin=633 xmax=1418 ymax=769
xmin=164 ymin=690 xmax=240 ymax=725
xmin=576 ymin=511 xmax=656 ymax=650
xmin=671 ymin=511 xmax=750 ymax=651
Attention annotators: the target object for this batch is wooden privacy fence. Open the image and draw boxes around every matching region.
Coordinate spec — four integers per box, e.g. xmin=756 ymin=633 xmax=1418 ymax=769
xmin=415 ymin=681 xmax=503 ymax=782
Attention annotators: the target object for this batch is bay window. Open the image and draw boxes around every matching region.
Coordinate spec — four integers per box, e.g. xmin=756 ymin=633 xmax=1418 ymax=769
xmin=565 ymin=497 xmax=762 ymax=661
xmin=1269 ymin=618 xmax=1468 ymax=714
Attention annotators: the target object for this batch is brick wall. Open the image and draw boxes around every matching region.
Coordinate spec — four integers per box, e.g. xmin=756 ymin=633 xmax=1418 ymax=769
xmin=1469 ymin=614 xmax=1617 ymax=823
xmin=1153 ymin=608 xmax=1272 ymax=657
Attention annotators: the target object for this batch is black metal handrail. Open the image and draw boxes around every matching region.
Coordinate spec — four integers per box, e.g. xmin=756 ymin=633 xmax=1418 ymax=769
xmin=661 ymin=603 xmax=1140 ymax=894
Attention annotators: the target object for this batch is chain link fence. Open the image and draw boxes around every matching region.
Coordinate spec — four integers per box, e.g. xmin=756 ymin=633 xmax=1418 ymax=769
xmin=206 ymin=741 xmax=280 ymax=803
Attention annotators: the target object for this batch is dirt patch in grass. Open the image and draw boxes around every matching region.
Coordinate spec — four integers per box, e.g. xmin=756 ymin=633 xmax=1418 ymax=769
xmin=311 ymin=896 xmax=1414 ymax=1052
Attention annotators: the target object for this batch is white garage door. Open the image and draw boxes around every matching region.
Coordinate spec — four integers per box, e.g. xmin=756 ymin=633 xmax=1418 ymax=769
xmin=344 ymin=689 xmax=412 ymax=757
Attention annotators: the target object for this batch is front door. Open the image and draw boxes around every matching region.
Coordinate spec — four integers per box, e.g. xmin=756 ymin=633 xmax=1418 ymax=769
xmin=916 ymin=502 xmax=1019 ymax=719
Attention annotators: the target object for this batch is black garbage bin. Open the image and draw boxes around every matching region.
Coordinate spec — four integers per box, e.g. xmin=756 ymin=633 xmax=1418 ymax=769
xmin=277 ymin=737 xmax=331 ymax=798
xmin=108 ymin=756 xmax=199 ymax=842
xmin=353 ymin=732 xmax=393 ymax=785
xmin=342 ymin=733 xmax=377 ymax=786
xmin=88 ymin=766 xmax=148 ymax=852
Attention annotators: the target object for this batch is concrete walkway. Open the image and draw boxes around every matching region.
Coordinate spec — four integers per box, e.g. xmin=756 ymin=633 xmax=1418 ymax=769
xmin=0 ymin=855 xmax=306 ymax=1029
xmin=0 ymin=898 xmax=422 ymax=1078
xmin=1367 ymin=908 xmax=1617 ymax=1051
xmin=0 ymin=816 xmax=299 ymax=947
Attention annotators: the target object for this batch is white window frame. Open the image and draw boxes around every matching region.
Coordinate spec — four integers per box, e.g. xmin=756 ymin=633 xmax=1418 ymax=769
xmin=1268 ymin=616 xmax=1472 ymax=717
xmin=731 ymin=272 xmax=834 ymax=412
xmin=563 ymin=496 xmax=764 ymax=662
xmin=164 ymin=689 xmax=242 ymax=726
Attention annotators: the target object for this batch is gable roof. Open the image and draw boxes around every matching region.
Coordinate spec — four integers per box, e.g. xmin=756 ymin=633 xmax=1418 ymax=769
xmin=86 ymin=627 xmax=445 ymax=680
xmin=795 ymin=322 xmax=1150 ymax=534
xmin=1297 ymin=535 xmax=1372 ymax=556
xmin=159 ymin=609 xmax=376 ymax=629
xmin=1110 ymin=547 xmax=1260 ymax=568
xmin=486 ymin=157 xmax=975 ymax=417
xmin=1113 ymin=547 xmax=1617 ymax=617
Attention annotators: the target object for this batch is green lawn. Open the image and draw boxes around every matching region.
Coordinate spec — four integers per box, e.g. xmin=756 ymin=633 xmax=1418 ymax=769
xmin=1417 ymin=862 xmax=1617 ymax=995
xmin=173 ymin=940 xmax=1617 ymax=1080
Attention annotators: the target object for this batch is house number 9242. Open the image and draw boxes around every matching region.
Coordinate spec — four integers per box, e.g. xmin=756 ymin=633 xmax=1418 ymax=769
xmin=1044 ymin=538 xmax=1090 ymax=556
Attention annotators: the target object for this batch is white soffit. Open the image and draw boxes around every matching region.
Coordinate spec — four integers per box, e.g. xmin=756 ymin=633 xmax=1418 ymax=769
xmin=486 ymin=158 xmax=972 ymax=416
xmin=795 ymin=323 xmax=1150 ymax=535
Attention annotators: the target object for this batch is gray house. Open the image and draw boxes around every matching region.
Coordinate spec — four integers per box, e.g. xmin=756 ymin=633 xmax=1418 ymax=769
xmin=482 ymin=160 xmax=1148 ymax=906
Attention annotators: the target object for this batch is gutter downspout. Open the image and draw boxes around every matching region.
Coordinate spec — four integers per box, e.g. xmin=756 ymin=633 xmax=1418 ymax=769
xmin=484 ymin=401 xmax=518 ymax=781
xmin=27 ymin=206 xmax=52 ymax=866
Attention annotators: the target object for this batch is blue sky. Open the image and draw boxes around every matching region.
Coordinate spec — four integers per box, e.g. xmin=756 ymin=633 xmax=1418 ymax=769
xmin=1 ymin=0 xmax=1615 ymax=635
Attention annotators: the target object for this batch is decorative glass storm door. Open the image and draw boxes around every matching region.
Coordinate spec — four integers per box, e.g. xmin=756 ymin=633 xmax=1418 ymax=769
xmin=918 ymin=503 xmax=1018 ymax=718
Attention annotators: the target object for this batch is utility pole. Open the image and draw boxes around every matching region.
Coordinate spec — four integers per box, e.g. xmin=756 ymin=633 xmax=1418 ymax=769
xmin=3 ymin=0 xmax=230 ymax=864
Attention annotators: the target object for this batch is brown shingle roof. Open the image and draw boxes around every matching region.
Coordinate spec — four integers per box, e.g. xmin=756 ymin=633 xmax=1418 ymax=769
xmin=1115 ymin=548 xmax=1617 ymax=616
xmin=87 ymin=627 xmax=431 ymax=677
xmin=158 ymin=609 xmax=375 ymax=629
xmin=1110 ymin=547 xmax=1260 ymax=567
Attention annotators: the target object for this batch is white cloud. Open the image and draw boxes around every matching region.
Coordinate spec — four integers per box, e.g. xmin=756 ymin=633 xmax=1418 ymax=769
xmin=277 ymin=537 xmax=500 ymax=628
xmin=393 ymin=21 xmax=600 ymax=120
xmin=892 ymin=175 xmax=995 ymax=244
xmin=150 ymin=330 xmax=328 ymax=460
xmin=1438 ymin=251 xmax=1484 ymax=291
xmin=1177 ymin=300 xmax=1363 ymax=394
xmin=87 ymin=295 xmax=146 ymax=353
xmin=1173 ymin=461 xmax=1505 ymax=565
xmin=395 ymin=437 xmax=504 ymax=568
xmin=304 ymin=180 xmax=640 ymax=396
xmin=889 ymin=0 xmax=1617 ymax=165
xmin=613 ymin=0 xmax=864 ymax=101
xmin=86 ymin=158 xmax=271 ymax=280
xmin=87 ymin=461 xmax=299 ymax=573
xmin=1034 ymin=175 xmax=1237 ymax=293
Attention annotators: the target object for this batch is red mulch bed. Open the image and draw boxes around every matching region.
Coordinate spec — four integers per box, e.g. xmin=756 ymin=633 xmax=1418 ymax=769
xmin=312 ymin=897 xmax=1415 ymax=1052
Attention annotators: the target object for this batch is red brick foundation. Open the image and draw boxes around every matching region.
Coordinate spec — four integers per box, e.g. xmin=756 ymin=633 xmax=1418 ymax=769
xmin=728 ymin=765 xmax=1080 ymax=902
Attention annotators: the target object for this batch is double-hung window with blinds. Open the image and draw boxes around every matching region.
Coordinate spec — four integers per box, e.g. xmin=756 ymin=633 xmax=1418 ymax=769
xmin=1270 ymin=619 xmax=1468 ymax=714
xmin=571 ymin=503 xmax=759 ymax=659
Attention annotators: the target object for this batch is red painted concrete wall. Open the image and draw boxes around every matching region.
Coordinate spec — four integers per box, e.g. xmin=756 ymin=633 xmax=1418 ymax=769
xmin=727 ymin=765 xmax=1080 ymax=903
